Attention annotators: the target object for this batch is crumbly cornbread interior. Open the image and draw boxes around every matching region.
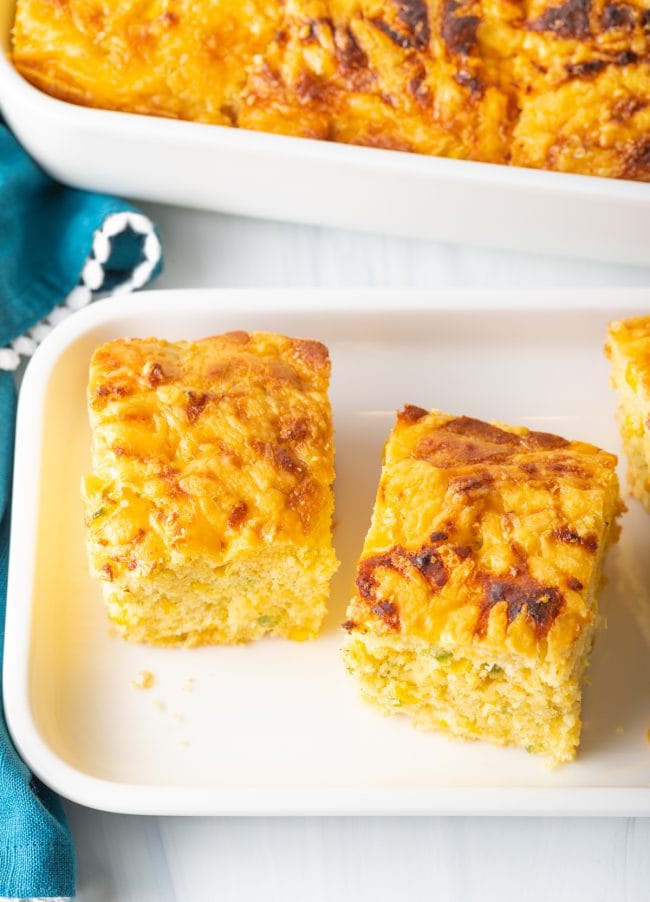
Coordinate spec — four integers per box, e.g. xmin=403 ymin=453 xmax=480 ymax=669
xmin=13 ymin=0 xmax=650 ymax=181
xmin=343 ymin=407 xmax=622 ymax=764
xmin=606 ymin=316 xmax=650 ymax=510
xmin=82 ymin=331 xmax=338 ymax=646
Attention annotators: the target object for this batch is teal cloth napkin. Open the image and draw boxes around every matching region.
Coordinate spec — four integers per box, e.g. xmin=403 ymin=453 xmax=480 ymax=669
xmin=0 ymin=121 xmax=162 ymax=899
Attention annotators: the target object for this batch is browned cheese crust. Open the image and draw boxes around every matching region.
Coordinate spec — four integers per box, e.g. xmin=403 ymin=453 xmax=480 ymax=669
xmin=11 ymin=0 xmax=650 ymax=180
xmin=345 ymin=406 xmax=622 ymax=662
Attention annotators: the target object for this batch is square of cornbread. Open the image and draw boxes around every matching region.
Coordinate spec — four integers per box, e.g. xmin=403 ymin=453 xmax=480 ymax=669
xmin=343 ymin=406 xmax=622 ymax=765
xmin=606 ymin=316 xmax=650 ymax=511
xmin=82 ymin=331 xmax=338 ymax=646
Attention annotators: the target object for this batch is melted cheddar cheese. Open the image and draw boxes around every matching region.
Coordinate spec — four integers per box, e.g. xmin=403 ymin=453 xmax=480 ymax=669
xmin=13 ymin=0 xmax=650 ymax=179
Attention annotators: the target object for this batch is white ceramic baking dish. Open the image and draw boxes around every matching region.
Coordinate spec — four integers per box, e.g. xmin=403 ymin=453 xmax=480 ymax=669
xmin=4 ymin=287 xmax=650 ymax=816
xmin=2 ymin=2 xmax=650 ymax=266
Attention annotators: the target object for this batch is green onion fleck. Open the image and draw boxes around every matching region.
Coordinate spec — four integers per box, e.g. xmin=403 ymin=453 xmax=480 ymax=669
xmin=433 ymin=650 xmax=452 ymax=662
xmin=481 ymin=663 xmax=503 ymax=676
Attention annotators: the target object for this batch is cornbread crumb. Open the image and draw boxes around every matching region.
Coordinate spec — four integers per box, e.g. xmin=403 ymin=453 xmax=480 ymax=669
xmin=151 ymin=699 xmax=166 ymax=714
xmin=173 ymin=713 xmax=184 ymax=723
xmin=343 ymin=407 xmax=622 ymax=766
xmin=180 ymin=740 xmax=190 ymax=748
xmin=131 ymin=670 xmax=155 ymax=690
xmin=615 ymin=725 xmax=625 ymax=736
xmin=647 ymin=728 xmax=650 ymax=743
xmin=182 ymin=678 xmax=195 ymax=694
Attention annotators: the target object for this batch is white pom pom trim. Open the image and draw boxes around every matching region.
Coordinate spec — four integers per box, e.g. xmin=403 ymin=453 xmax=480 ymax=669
xmin=0 ymin=348 xmax=20 ymax=370
xmin=0 ymin=211 xmax=161 ymax=371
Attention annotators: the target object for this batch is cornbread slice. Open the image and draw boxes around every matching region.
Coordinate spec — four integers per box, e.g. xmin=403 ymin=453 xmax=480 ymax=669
xmin=343 ymin=406 xmax=622 ymax=765
xmin=606 ymin=316 xmax=650 ymax=510
xmin=82 ymin=331 xmax=338 ymax=646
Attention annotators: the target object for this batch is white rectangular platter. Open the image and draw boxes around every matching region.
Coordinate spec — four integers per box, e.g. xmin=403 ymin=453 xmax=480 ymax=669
xmin=2 ymin=2 xmax=650 ymax=267
xmin=4 ymin=288 xmax=650 ymax=816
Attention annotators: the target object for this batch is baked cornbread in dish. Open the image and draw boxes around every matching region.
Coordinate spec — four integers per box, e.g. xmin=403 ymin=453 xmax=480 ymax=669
xmin=82 ymin=331 xmax=338 ymax=646
xmin=606 ymin=315 xmax=650 ymax=510
xmin=343 ymin=406 xmax=622 ymax=765
xmin=12 ymin=0 xmax=650 ymax=181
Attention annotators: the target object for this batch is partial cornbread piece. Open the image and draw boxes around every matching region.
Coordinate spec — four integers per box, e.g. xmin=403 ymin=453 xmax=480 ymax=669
xmin=343 ymin=407 xmax=622 ymax=765
xmin=82 ymin=331 xmax=338 ymax=646
xmin=606 ymin=316 xmax=650 ymax=511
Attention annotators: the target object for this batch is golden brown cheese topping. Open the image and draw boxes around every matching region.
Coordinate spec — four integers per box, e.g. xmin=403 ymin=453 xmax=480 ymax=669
xmin=345 ymin=407 xmax=621 ymax=660
xmin=13 ymin=0 xmax=650 ymax=180
xmin=606 ymin=315 xmax=650 ymax=395
xmin=12 ymin=0 xmax=283 ymax=124
xmin=83 ymin=332 xmax=334 ymax=585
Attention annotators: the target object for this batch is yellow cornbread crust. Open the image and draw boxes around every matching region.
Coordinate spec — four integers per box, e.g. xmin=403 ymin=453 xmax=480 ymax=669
xmin=343 ymin=406 xmax=622 ymax=764
xmin=12 ymin=0 xmax=650 ymax=181
xmin=606 ymin=315 xmax=650 ymax=510
xmin=82 ymin=331 xmax=338 ymax=646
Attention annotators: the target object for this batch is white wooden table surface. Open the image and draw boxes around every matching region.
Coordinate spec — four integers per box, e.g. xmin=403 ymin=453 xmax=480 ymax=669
xmin=66 ymin=203 xmax=650 ymax=902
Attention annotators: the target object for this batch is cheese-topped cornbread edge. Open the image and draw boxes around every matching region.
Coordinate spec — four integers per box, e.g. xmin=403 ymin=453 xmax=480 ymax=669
xmin=82 ymin=331 xmax=338 ymax=646
xmin=343 ymin=406 xmax=622 ymax=765
xmin=606 ymin=315 xmax=650 ymax=510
